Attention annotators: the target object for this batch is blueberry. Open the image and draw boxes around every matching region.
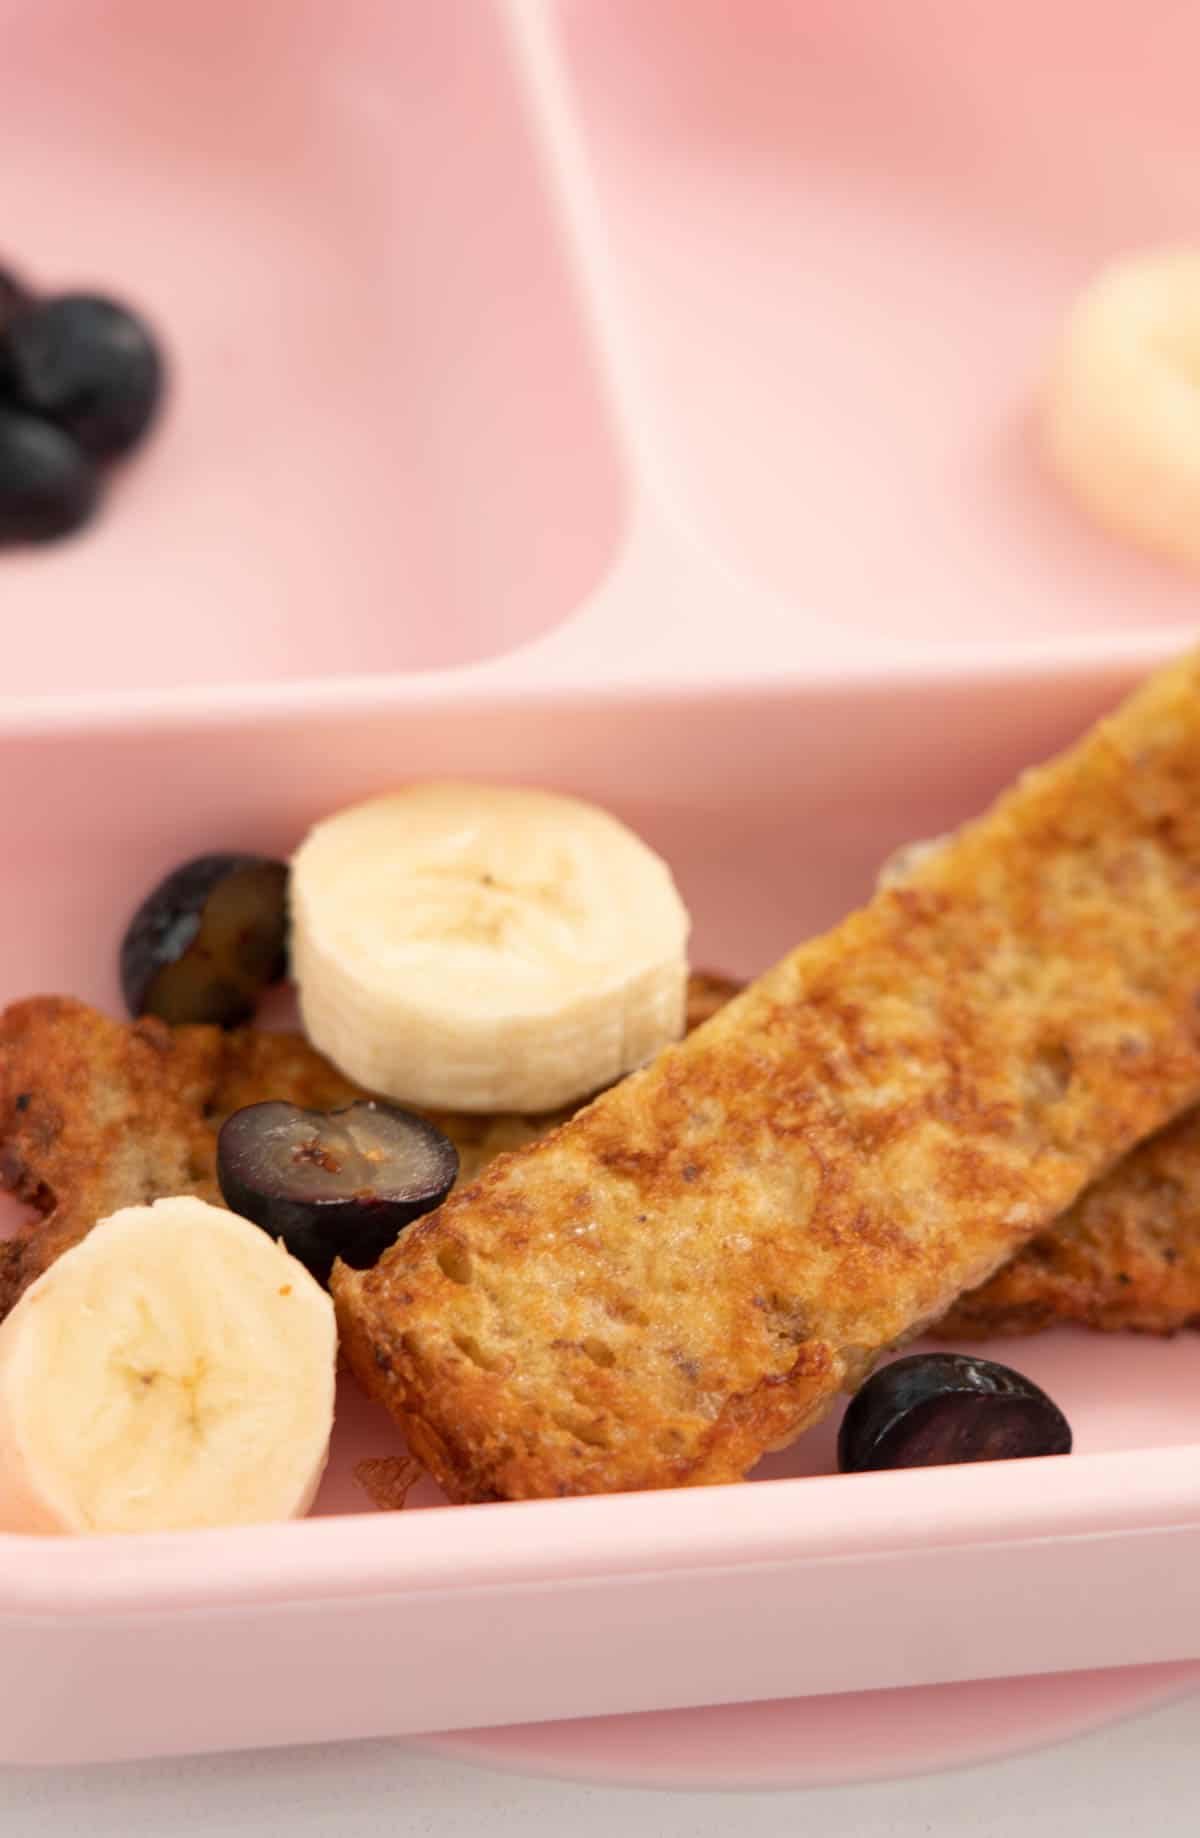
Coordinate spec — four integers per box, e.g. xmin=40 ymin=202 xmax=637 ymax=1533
xmin=838 ymin=1352 xmax=1072 ymax=1473
xmin=1 ymin=293 xmax=164 ymax=459
xmin=121 ymin=854 xmax=289 ymax=1027
xmin=217 ymin=1100 xmax=459 ymax=1282
xmin=0 ymin=266 xmax=31 ymax=335
xmin=0 ymin=408 xmax=99 ymax=543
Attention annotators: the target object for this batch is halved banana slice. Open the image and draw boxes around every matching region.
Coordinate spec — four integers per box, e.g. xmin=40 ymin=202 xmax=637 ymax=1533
xmin=0 ymin=1198 xmax=336 ymax=1535
xmin=291 ymin=783 xmax=691 ymax=1113
xmin=1042 ymin=247 xmax=1200 ymax=571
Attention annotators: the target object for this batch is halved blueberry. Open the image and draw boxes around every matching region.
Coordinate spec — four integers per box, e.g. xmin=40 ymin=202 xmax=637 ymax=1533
xmin=838 ymin=1352 xmax=1072 ymax=1473
xmin=217 ymin=1099 xmax=459 ymax=1282
xmin=121 ymin=854 xmax=289 ymax=1027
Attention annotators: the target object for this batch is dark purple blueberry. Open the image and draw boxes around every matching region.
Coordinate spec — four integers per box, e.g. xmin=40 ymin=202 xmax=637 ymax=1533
xmin=0 ymin=408 xmax=98 ymax=543
xmin=217 ymin=1100 xmax=459 ymax=1282
xmin=0 ymin=266 xmax=32 ymax=336
xmin=120 ymin=854 xmax=289 ymax=1027
xmin=838 ymin=1353 xmax=1072 ymax=1474
xmin=1 ymin=293 xmax=164 ymax=459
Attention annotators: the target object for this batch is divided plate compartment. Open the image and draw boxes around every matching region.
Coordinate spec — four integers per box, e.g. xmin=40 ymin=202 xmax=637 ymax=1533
xmin=2 ymin=0 xmax=1200 ymax=1770
xmin=2 ymin=0 xmax=1198 ymax=718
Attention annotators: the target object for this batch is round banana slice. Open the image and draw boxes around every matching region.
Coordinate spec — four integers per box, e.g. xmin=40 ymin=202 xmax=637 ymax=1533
xmin=0 ymin=1198 xmax=336 ymax=1535
xmin=1042 ymin=247 xmax=1200 ymax=571
xmin=291 ymin=783 xmax=691 ymax=1113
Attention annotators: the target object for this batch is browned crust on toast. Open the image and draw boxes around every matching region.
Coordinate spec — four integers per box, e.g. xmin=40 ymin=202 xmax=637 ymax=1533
xmin=943 ymin=1103 xmax=1200 ymax=1336
xmin=0 ymin=998 xmax=367 ymax=1315
xmin=447 ymin=969 xmax=1200 ymax=1344
xmin=333 ymin=653 xmax=1200 ymax=1501
xmin=0 ymin=974 xmax=741 ymax=1318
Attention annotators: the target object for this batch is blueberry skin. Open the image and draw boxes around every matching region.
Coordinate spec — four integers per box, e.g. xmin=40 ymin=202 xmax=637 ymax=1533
xmin=838 ymin=1352 xmax=1073 ymax=1473
xmin=0 ymin=266 xmax=31 ymax=334
xmin=0 ymin=407 xmax=99 ymax=543
xmin=1 ymin=293 xmax=164 ymax=458
xmin=120 ymin=853 xmax=289 ymax=1027
xmin=217 ymin=1100 xmax=460 ymax=1284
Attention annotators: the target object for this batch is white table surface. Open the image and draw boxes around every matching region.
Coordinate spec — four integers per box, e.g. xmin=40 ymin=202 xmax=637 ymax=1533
xmin=5 ymin=1692 xmax=1198 ymax=1836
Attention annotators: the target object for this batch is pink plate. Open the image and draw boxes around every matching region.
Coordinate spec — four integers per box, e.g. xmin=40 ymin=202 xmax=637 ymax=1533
xmin=6 ymin=666 xmax=1200 ymax=1771
xmin=3 ymin=0 xmax=1200 ymax=1781
xmin=422 ymin=1663 xmax=1200 ymax=1794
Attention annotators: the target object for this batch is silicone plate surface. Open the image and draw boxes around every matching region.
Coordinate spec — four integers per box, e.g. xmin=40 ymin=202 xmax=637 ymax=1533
xmin=2 ymin=0 xmax=1199 ymax=1784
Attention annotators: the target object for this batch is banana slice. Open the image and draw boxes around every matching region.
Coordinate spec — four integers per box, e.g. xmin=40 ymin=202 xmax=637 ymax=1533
xmin=1042 ymin=247 xmax=1200 ymax=570
xmin=291 ymin=783 xmax=691 ymax=1113
xmin=0 ymin=1198 xmax=336 ymax=1535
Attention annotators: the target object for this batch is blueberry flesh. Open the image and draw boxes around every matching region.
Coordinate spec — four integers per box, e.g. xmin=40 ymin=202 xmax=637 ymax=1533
xmin=838 ymin=1353 xmax=1072 ymax=1474
xmin=0 ymin=407 xmax=98 ymax=543
xmin=120 ymin=854 xmax=289 ymax=1027
xmin=217 ymin=1100 xmax=460 ymax=1282
xmin=1 ymin=293 xmax=164 ymax=459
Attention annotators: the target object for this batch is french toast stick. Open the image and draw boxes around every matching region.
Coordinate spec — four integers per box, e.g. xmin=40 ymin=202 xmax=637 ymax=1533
xmin=943 ymin=1102 xmax=1200 ymax=1337
xmin=0 ymin=976 xmax=738 ymax=1318
xmin=333 ymin=652 xmax=1200 ymax=1501
xmin=448 ymin=969 xmax=1200 ymax=1343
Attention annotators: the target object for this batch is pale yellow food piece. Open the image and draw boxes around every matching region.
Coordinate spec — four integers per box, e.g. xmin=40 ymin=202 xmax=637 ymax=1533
xmin=1043 ymin=248 xmax=1200 ymax=571
xmin=291 ymin=783 xmax=690 ymax=1112
xmin=0 ymin=1199 xmax=335 ymax=1535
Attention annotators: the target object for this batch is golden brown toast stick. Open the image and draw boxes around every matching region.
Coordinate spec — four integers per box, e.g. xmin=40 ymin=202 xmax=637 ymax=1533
xmin=943 ymin=1103 xmax=1200 ymax=1337
xmin=880 ymin=829 xmax=1200 ymax=1337
xmin=700 ymin=987 xmax=1200 ymax=1340
xmin=448 ymin=969 xmax=1200 ymax=1340
xmin=6 ymin=975 xmax=1199 ymax=1343
xmin=333 ymin=652 xmax=1200 ymax=1501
